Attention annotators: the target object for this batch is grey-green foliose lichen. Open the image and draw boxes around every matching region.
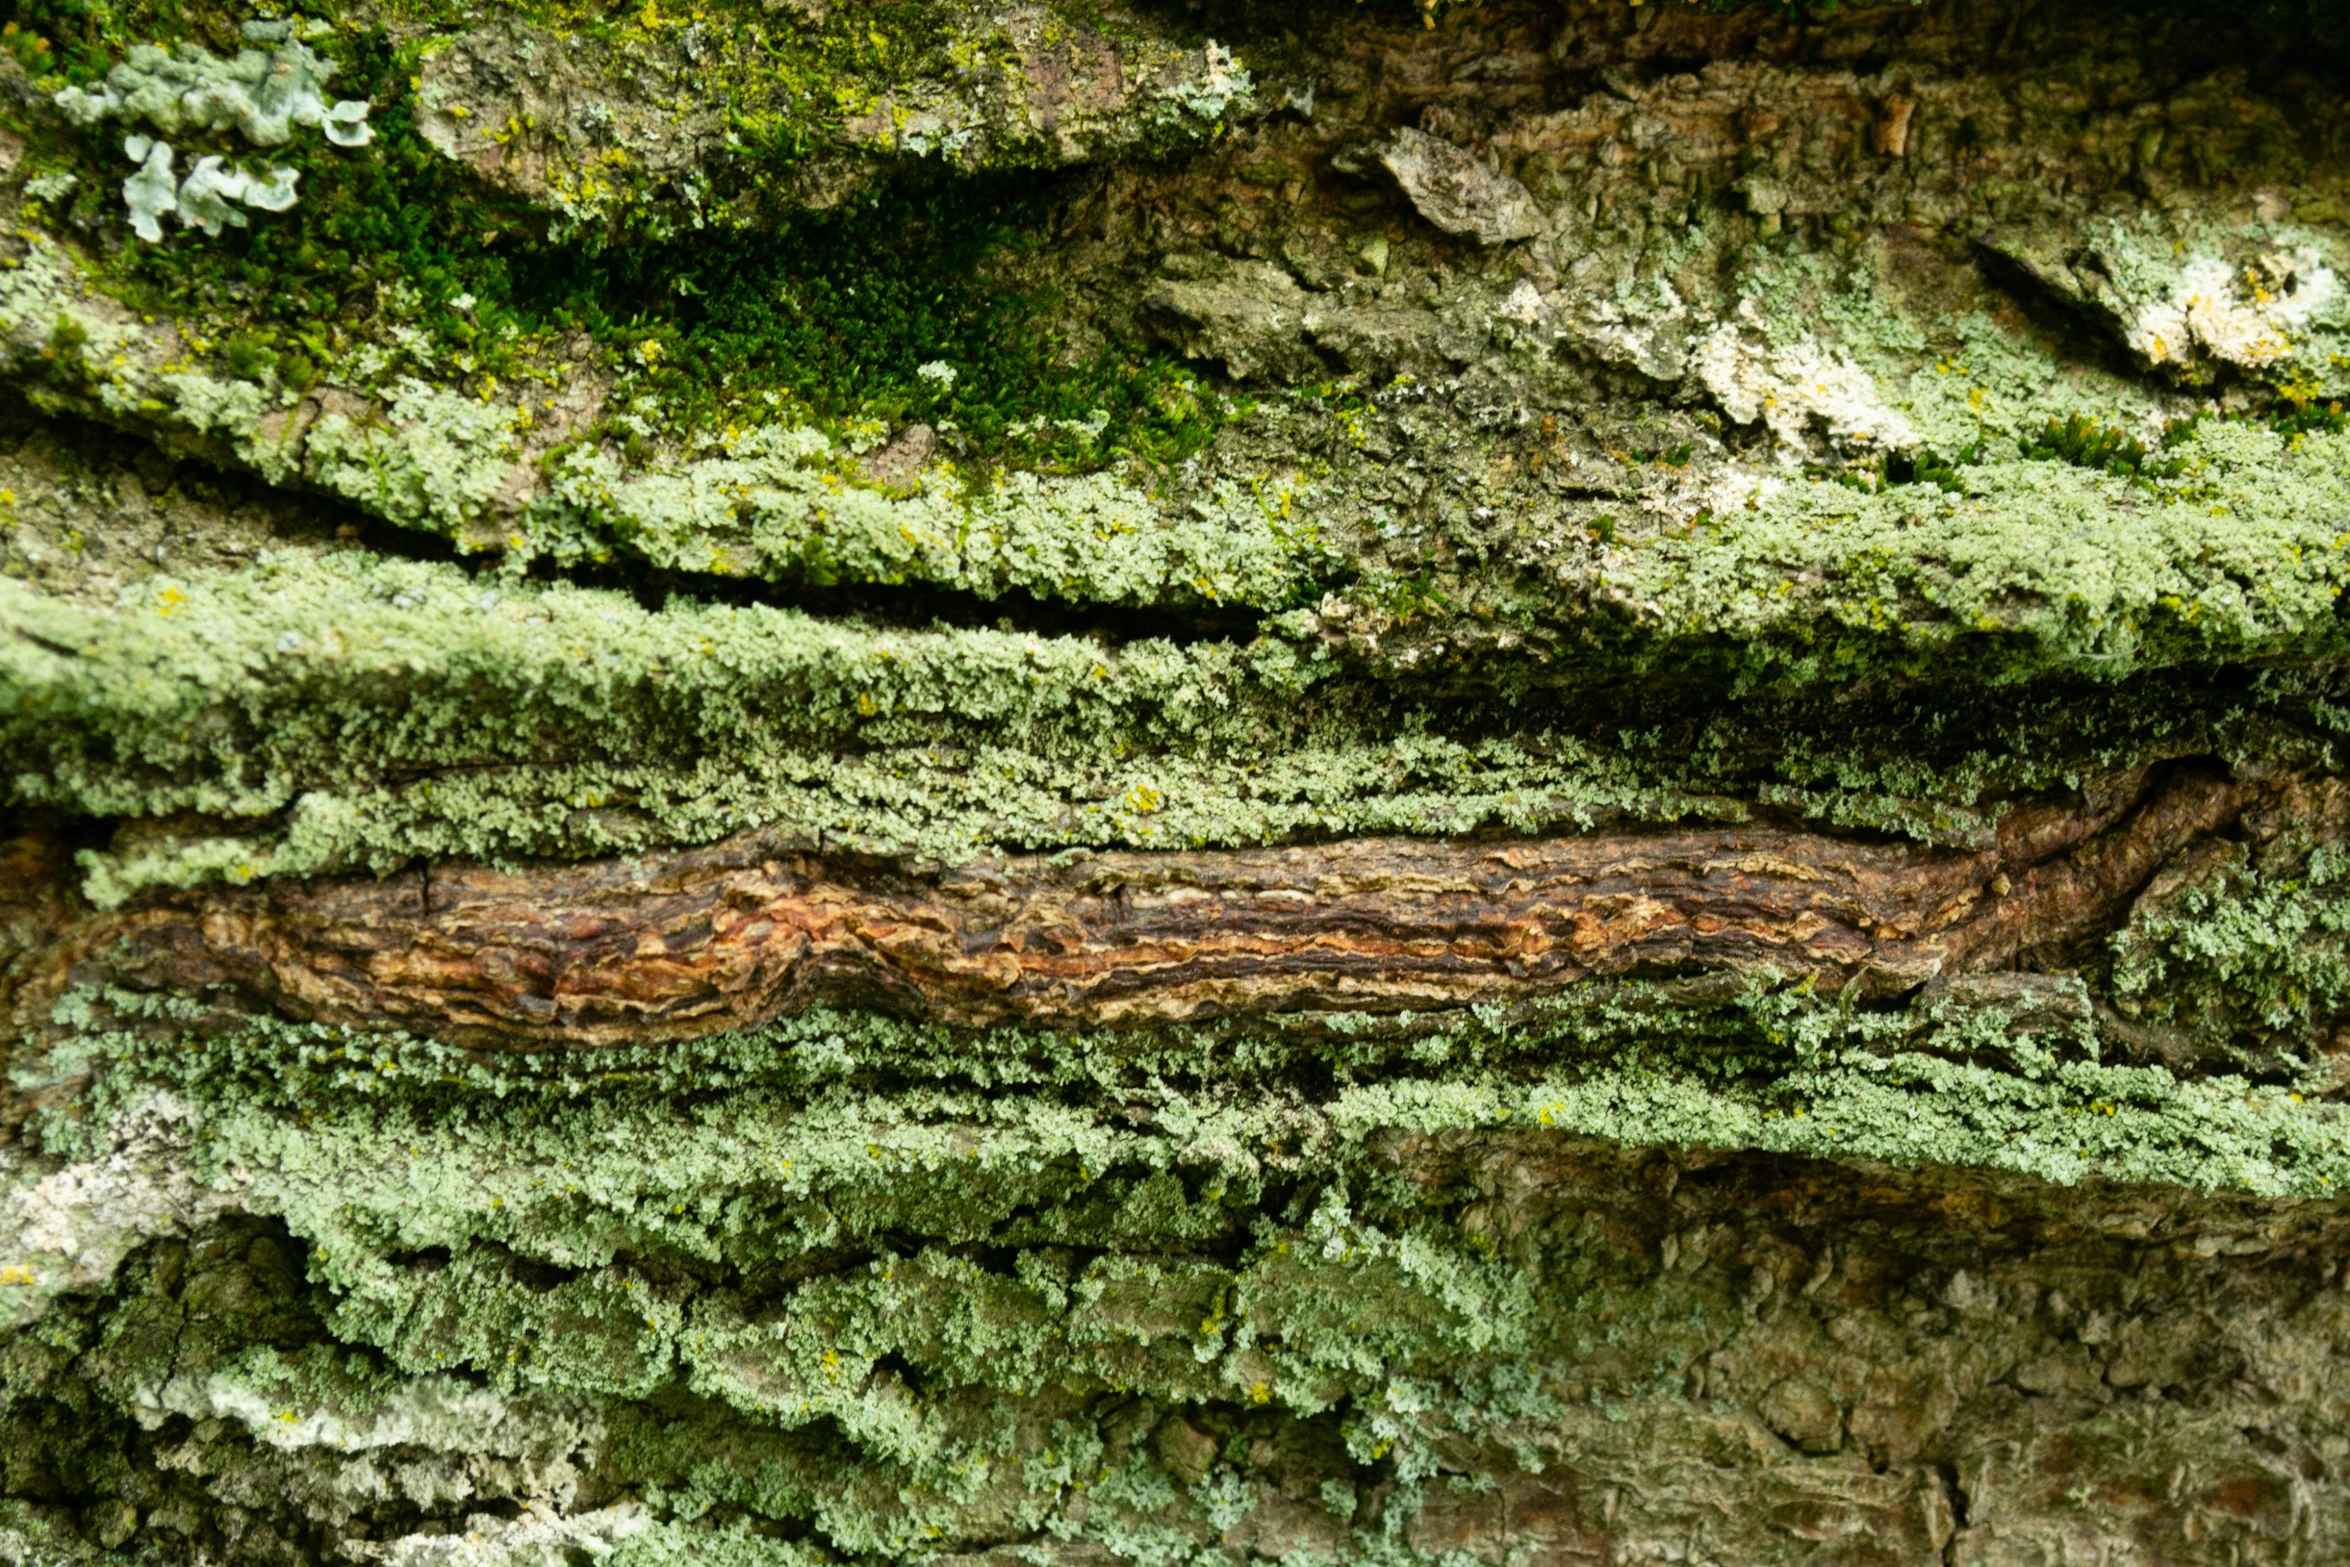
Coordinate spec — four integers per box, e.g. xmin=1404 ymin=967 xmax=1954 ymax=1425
xmin=54 ymin=23 xmax=372 ymax=243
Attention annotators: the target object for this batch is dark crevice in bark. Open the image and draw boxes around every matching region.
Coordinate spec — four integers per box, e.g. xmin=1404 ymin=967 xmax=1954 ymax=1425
xmin=1937 ymin=1460 xmax=1971 ymax=1539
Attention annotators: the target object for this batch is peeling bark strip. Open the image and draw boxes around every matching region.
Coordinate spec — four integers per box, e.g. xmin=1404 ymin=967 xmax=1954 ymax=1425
xmin=4 ymin=767 xmax=2249 ymax=1047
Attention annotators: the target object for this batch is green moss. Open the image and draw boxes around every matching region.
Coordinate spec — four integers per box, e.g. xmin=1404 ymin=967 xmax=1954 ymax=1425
xmin=108 ymin=115 xmax=1230 ymax=473
xmin=24 ymin=14 xmax=1236 ymax=477
xmin=0 ymin=22 xmax=56 ymax=79
xmin=2017 ymin=414 xmax=2194 ymax=485
xmin=498 ymin=183 xmax=1233 ymax=470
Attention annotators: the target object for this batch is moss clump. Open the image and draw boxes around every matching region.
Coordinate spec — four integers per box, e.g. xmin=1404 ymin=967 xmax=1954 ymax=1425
xmin=2018 ymin=414 xmax=2193 ymax=485
xmin=110 ymin=137 xmax=1228 ymax=472
xmin=34 ymin=19 xmax=1229 ymax=476
xmin=493 ymin=181 xmax=1232 ymax=472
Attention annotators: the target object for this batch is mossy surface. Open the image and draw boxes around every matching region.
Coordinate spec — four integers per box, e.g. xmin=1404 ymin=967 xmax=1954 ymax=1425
xmin=3 ymin=0 xmax=1254 ymax=481
xmin=6 ymin=0 xmax=2350 ymax=1558
xmin=2 ymin=0 xmax=2349 ymax=652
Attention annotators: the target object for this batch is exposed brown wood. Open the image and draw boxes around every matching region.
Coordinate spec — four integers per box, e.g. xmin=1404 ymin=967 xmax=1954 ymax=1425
xmin=0 ymin=766 xmax=2256 ymax=1046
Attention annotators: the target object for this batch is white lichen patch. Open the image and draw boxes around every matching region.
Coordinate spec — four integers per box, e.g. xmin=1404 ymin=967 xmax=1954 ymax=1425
xmin=1494 ymin=278 xmax=1544 ymax=326
xmin=1635 ymin=457 xmax=1787 ymax=531
xmin=58 ymin=24 xmax=369 ymax=242
xmin=348 ymin=1503 xmax=649 ymax=1565
xmin=1158 ymin=40 xmax=1254 ymax=127
xmin=1694 ymin=302 xmax=1921 ymax=456
xmin=120 ymin=138 xmax=180 ymax=241
xmin=0 ymin=1095 xmax=248 ymax=1329
xmin=1558 ymin=276 xmax=1698 ymax=383
xmin=157 ymin=1362 xmax=604 ymax=1471
xmin=136 ymin=142 xmax=302 ymax=240
xmin=1556 ymin=278 xmax=1920 ymax=457
xmin=2125 ymin=248 xmax=2341 ymax=371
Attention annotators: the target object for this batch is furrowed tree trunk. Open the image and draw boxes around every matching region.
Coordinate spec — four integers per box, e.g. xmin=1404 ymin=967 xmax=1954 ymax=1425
xmin=2 ymin=1 xmax=2349 ymax=1563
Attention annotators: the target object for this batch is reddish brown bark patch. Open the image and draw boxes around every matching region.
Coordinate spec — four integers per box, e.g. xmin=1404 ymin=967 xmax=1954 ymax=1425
xmin=0 ymin=767 xmax=2252 ymax=1047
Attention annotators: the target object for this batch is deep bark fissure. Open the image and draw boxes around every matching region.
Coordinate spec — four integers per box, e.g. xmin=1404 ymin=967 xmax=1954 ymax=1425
xmin=4 ymin=760 xmax=2260 ymax=1045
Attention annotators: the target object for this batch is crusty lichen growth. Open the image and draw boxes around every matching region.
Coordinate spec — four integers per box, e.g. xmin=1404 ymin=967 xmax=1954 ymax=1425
xmin=5 ymin=0 xmax=2350 ymax=1559
xmin=7 ymin=525 xmax=2347 ymax=900
xmin=1 ymin=396 xmax=2348 ymax=901
xmin=4 ymin=0 xmax=2350 ymax=660
xmin=0 ymin=982 xmax=2345 ymax=1560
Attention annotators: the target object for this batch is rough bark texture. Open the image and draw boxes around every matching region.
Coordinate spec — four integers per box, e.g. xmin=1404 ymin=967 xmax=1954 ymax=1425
xmin=2 ymin=0 xmax=2350 ymax=1564
xmin=4 ymin=763 xmax=2259 ymax=1041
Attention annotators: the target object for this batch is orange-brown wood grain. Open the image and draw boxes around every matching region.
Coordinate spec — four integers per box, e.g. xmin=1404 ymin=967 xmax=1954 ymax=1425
xmin=0 ymin=767 xmax=2252 ymax=1046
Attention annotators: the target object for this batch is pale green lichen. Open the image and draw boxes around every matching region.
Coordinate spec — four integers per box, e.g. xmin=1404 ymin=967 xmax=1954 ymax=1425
xmin=2108 ymin=830 xmax=2350 ymax=1078
xmin=6 ymin=533 xmax=2336 ymax=899
xmin=1 ymin=978 xmax=2343 ymax=1556
xmin=527 ymin=429 xmax=1299 ymax=606
xmin=303 ymin=376 xmax=525 ymax=532
xmin=54 ymin=23 xmax=371 ymax=245
xmin=118 ymin=139 xmax=304 ymax=243
xmin=0 ymin=234 xmax=1292 ymax=607
xmin=6 ymin=2 xmax=2350 ymax=1558
xmin=24 ymin=982 xmax=2350 ymax=1314
xmin=54 ymin=26 xmax=373 ymax=149
xmin=2 ymin=154 xmax=2345 ymax=657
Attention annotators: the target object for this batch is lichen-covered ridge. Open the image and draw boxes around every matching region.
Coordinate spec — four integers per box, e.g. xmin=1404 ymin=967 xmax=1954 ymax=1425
xmin=2 ymin=0 xmax=2350 ymax=1562
xmin=5 ymin=397 xmax=2350 ymax=903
